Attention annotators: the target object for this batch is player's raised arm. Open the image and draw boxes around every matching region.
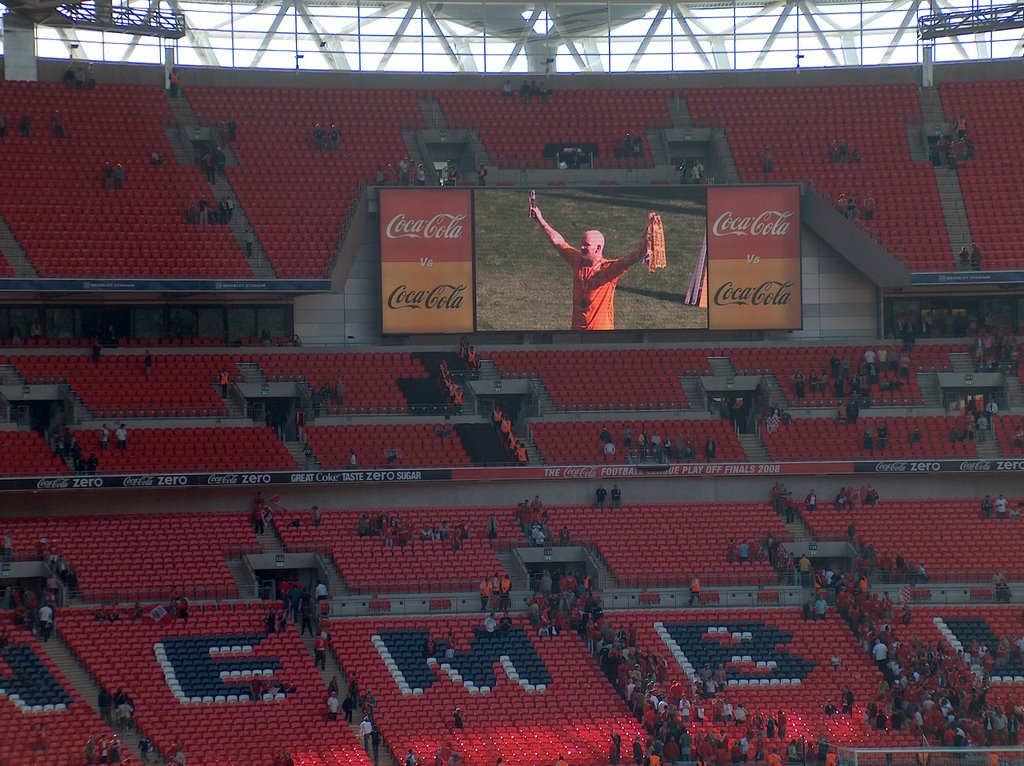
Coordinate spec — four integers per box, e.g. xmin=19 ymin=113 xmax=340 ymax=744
xmin=530 ymin=198 xmax=576 ymax=263
xmin=603 ymin=223 xmax=653 ymax=279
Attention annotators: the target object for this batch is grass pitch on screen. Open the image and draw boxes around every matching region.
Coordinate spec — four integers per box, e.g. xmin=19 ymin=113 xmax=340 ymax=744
xmin=474 ymin=187 xmax=708 ymax=331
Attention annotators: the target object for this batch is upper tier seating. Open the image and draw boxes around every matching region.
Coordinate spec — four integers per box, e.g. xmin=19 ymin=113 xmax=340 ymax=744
xmin=530 ymin=419 xmax=747 ymax=464
xmin=0 ymin=617 xmax=125 ymax=766
xmin=939 ymin=81 xmax=1024 ymax=270
xmin=0 ymin=512 xmax=257 ymax=600
xmin=487 ymin=348 xmax=712 ymax=411
xmin=257 ymin=352 xmax=425 ymax=414
xmin=545 ymin=503 xmax=791 ymax=586
xmin=71 ymin=425 xmax=296 ymax=474
xmin=685 ymin=85 xmax=951 ymax=271
xmin=800 ymin=499 xmax=1024 ymax=581
xmin=0 ymin=430 xmax=70 ymax=476
xmin=436 ymin=89 xmax=671 ymax=169
xmin=58 ymin=606 xmax=373 ymax=766
xmin=613 ymin=609 xmax=917 ymax=748
xmin=8 ymin=352 xmax=235 ymax=418
xmin=724 ymin=344 xmax=965 ymax=407
xmin=0 ymin=81 xmax=249 ymax=279
xmin=188 ymin=87 xmax=422 ymax=278
xmin=762 ymin=415 xmax=979 ymax=461
xmin=275 ymin=506 xmax=521 ymax=593
xmin=329 ymin=614 xmax=642 ymax=766
xmin=305 ymin=424 xmax=473 ymax=470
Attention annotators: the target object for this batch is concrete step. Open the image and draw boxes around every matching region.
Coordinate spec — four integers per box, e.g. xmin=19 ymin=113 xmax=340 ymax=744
xmin=287 ymin=441 xmax=323 ymax=470
xmin=494 ymin=549 xmax=529 ymax=591
xmin=419 ymin=97 xmax=447 ymax=130
xmin=975 ymin=437 xmax=1003 ymax=459
xmin=257 ymin=527 xmax=286 ymax=556
xmin=1006 ymin=374 xmax=1024 ymax=411
xmin=708 ymin=357 xmax=737 ymax=377
xmin=226 ymin=558 xmax=258 ymax=599
xmin=738 ymin=432 xmax=770 ymax=462
xmin=785 ymin=516 xmax=816 ymax=543
xmin=950 ymin=352 xmax=975 ymax=373
xmin=680 ymin=377 xmax=705 ymax=413
xmin=0 ymin=213 xmax=38 ymax=277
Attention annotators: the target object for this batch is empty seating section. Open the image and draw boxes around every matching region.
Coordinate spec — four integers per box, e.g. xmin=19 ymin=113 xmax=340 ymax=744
xmin=488 ymin=348 xmax=711 ymax=411
xmin=685 ymin=85 xmax=950 ymax=271
xmin=762 ymin=416 xmax=978 ymax=461
xmin=329 ymin=614 xmax=642 ymax=766
xmin=0 ymin=81 xmax=249 ymax=279
xmin=800 ymin=500 xmax=1024 ymax=580
xmin=305 ymin=424 xmax=472 ymax=470
xmin=72 ymin=425 xmax=297 ymax=474
xmin=993 ymin=414 xmax=1024 ymax=457
xmin=546 ymin=503 xmax=791 ymax=586
xmin=0 ymin=616 xmax=122 ymax=766
xmin=530 ymin=419 xmax=747 ymax=464
xmin=257 ymin=352 xmax=424 ymax=414
xmin=724 ymin=345 xmax=964 ymax=407
xmin=9 ymin=353 xmax=234 ymax=418
xmin=436 ymin=89 xmax=670 ymax=169
xmin=0 ymin=512 xmax=256 ymax=600
xmin=275 ymin=506 xmax=521 ymax=592
xmin=621 ymin=609 xmax=915 ymax=747
xmin=0 ymin=430 xmax=70 ymax=476
xmin=188 ymin=87 xmax=422 ymax=277
xmin=58 ymin=607 xmax=373 ymax=766
xmin=939 ymin=82 xmax=1024 ymax=269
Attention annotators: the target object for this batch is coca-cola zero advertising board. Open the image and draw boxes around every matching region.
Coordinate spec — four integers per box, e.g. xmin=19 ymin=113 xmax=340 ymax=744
xmin=707 ymin=186 xmax=802 ymax=330
xmin=380 ymin=189 xmax=475 ymax=334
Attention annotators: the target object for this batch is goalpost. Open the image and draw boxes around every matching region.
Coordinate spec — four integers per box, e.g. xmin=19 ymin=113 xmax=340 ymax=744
xmin=838 ymin=746 xmax=1024 ymax=766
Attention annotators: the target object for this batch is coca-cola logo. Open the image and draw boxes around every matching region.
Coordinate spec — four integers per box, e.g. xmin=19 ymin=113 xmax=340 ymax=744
xmin=713 ymin=281 xmax=794 ymax=307
xmin=874 ymin=462 xmax=908 ymax=473
xmin=387 ymin=284 xmax=466 ymax=311
xmin=712 ymin=210 xmax=793 ymax=237
xmin=207 ymin=474 xmax=240 ymax=485
xmin=385 ymin=213 xmax=466 ymax=240
xmin=36 ymin=477 xmax=70 ymax=489
xmin=561 ymin=466 xmax=598 ymax=479
xmin=959 ymin=461 xmax=992 ymax=472
xmin=122 ymin=475 xmax=156 ymax=487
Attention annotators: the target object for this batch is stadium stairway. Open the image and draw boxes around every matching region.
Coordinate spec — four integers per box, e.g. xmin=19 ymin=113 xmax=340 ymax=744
xmin=164 ymin=90 xmax=274 ymax=278
xmin=737 ymin=432 xmax=770 ymax=462
xmin=301 ymin=632 xmax=401 ymax=766
xmin=43 ymin=631 xmax=152 ymax=762
xmin=0 ymin=213 xmax=37 ymax=278
xmin=398 ymin=352 xmax=462 ymax=413
xmin=453 ymin=423 xmax=515 ymax=466
xmin=918 ymin=87 xmax=974 ymax=257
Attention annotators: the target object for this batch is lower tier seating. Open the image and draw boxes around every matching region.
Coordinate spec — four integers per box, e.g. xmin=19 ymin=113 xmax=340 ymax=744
xmin=71 ymin=425 xmax=297 ymax=474
xmin=274 ymin=506 xmax=521 ymax=593
xmin=0 ymin=616 xmax=125 ymax=766
xmin=329 ymin=614 xmax=642 ymax=766
xmin=545 ymin=503 xmax=792 ymax=586
xmin=0 ymin=430 xmax=70 ymax=476
xmin=800 ymin=498 xmax=1024 ymax=581
xmin=305 ymin=424 xmax=473 ymax=470
xmin=58 ymin=606 xmax=374 ymax=765
xmin=0 ymin=512 xmax=257 ymax=601
xmin=763 ymin=416 xmax=979 ymax=461
xmin=531 ymin=419 xmax=747 ymax=465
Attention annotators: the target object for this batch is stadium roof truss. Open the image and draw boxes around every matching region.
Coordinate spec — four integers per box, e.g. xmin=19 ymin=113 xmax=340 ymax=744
xmin=2 ymin=0 xmax=1022 ymax=71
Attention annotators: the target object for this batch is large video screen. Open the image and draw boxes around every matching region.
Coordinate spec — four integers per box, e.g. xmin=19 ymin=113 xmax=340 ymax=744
xmin=378 ymin=185 xmax=801 ymax=334
xmin=475 ymin=187 xmax=708 ymax=332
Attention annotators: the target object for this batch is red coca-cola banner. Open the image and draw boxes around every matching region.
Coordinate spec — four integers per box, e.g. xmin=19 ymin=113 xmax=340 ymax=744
xmin=380 ymin=189 xmax=474 ymax=334
xmin=707 ymin=186 xmax=802 ymax=330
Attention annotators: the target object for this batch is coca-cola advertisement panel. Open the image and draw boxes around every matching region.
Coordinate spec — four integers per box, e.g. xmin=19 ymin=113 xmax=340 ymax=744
xmin=707 ymin=185 xmax=802 ymax=331
xmin=380 ymin=189 xmax=475 ymax=334
xmin=475 ymin=187 xmax=708 ymax=331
